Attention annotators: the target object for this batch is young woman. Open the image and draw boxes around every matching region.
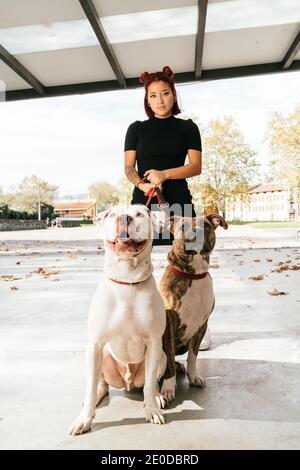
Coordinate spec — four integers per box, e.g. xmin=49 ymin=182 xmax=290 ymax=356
xmin=124 ymin=65 xmax=202 ymax=244
xmin=124 ymin=66 xmax=210 ymax=350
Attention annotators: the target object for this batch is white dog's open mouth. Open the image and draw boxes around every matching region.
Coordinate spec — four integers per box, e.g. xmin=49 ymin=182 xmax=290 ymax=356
xmin=108 ymin=237 xmax=148 ymax=253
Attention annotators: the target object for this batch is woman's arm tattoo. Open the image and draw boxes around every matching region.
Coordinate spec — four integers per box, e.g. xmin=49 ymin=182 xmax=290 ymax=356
xmin=125 ymin=166 xmax=142 ymax=186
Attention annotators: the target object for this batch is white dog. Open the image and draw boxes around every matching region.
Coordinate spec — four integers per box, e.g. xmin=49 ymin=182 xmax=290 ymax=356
xmin=68 ymin=205 xmax=167 ymax=435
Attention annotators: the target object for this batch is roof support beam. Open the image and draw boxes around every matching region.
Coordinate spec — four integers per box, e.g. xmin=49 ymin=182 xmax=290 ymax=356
xmin=282 ymin=30 xmax=300 ymax=69
xmin=195 ymin=0 xmax=208 ymax=78
xmin=4 ymin=60 xmax=300 ymax=102
xmin=78 ymin=0 xmax=126 ymax=88
xmin=0 ymin=44 xmax=45 ymax=95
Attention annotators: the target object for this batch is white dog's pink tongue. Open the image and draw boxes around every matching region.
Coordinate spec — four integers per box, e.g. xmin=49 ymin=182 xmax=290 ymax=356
xmin=116 ymin=237 xmax=131 ymax=245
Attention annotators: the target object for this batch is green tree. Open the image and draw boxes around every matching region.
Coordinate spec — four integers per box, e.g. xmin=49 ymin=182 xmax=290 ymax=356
xmin=89 ymin=181 xmax=119 ymax=212
xmin=265 ymin=104 xmax=300 ymax=200
xmin=188 ymin=116 xmax=258 ymax=216
xmin=0 ymin=202 xmax=9 ymax=218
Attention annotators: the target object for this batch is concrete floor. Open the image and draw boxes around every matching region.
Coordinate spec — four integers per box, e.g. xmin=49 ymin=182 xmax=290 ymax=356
xmin=0 ymin=226 xmax=300 ymax=449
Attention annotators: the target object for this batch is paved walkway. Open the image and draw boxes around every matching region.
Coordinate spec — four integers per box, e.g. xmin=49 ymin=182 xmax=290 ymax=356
xmin=1 ymin=224 xmax=300 ymax=254
xmin=0 ymin=226 xmax=300 ymax=449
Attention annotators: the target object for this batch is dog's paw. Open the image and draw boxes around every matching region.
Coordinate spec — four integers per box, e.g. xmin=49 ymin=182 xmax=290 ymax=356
xmin=144 ymin=402 xmax=165 ymax=424
xmin=68 ymin=413 xmax=94 ymax=436
xmin=160 ymin=377 xmax=176 ymax=403
xmin=187 ymin=373 xmax=206 ymax=388
xmin=156 ymin=392 xmax=167 ymax=409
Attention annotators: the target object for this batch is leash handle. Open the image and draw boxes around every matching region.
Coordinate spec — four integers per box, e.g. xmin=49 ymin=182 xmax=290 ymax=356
xmin=142 ymin=177 xmax=169 ymax=211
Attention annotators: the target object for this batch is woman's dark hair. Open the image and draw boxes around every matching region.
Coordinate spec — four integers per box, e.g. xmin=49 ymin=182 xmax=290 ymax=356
xmin=139 ymin=65 xmax=181 ymax=118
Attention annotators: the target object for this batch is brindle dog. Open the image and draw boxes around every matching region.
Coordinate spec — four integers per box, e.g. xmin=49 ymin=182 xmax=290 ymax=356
xmin=159 ymin=213 xmax=228 ymax=403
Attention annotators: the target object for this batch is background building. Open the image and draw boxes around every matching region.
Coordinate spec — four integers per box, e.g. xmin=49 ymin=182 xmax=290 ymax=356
xmin=226 ymin=184 xmax=299 ymax=222
xmin=53 ymin=199 xmax=97 ymax=221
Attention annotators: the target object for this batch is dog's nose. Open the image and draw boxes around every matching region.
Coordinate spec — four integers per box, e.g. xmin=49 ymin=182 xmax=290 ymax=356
xmin=186 ymin=226 xmax=203 ymax=243
xmin=116 ymin=214 xmax=133 ymax=239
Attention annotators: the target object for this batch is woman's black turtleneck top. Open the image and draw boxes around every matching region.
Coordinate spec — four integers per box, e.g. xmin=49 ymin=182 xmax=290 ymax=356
xmin=124 ymin=115 xmax=202 ymax=211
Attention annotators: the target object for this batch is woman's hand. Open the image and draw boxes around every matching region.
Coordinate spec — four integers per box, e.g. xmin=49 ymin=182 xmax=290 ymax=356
xmin=137 ymin=182 xmax=162 ymax=195
xmin=143 ymin=169 xmax=167 ymax=186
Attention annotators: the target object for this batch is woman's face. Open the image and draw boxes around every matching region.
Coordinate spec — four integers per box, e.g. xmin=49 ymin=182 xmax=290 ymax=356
xmin=147 ymin=80 xmax=175 ymax=118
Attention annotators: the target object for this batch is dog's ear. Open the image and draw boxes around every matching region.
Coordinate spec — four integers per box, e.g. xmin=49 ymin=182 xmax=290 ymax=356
xmin=95 ymin=208 xmax=112 ymax=226
xmin=206 ymin=213 xmax=228 ymax=230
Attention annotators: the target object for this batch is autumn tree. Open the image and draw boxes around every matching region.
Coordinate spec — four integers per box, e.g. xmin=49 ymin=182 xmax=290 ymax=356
xmin=13 ymin=175 xmax=58 ymax=214
xmin=117 ymin=175 xmax=134 ymax=205
xmin=89 ymin=181 xmax=119 ymax=212
xmin=265 ymin=104 xmax=300 ymax=201
xmin=187 ymin=116 xmax=258 ymax=217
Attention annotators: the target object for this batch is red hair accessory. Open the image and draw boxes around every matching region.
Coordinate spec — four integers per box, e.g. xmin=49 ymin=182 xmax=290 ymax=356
xmin=162 ymin=66 xmax=174 ymax=80
xmin=139 ymin=71 xmax=150 ymax=84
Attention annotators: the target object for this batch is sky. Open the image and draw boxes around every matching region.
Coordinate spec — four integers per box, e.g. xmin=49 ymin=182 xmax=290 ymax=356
xmin=0 ymin=70 xmax=299 ymax=197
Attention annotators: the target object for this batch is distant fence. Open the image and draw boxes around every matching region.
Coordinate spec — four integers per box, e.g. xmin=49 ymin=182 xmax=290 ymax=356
xmin=60 ymin=220 xmax=81 ymax=228
xmin=0 ymin=219 xmax=47 ymax=231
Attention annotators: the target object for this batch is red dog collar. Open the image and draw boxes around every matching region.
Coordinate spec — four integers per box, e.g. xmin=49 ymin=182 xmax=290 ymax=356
xmin=108 ymin=278 xmax=143 ymax=285
xmin=167 ymin=265 xmax=209 ymax=280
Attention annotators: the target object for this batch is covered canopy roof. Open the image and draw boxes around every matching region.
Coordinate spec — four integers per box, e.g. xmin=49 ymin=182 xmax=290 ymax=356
xmin=1 ymin=0 xmax=299 ymax=102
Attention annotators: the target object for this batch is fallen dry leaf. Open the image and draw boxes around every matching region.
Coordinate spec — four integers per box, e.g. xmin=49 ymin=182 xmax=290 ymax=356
xmin=16 ymin=261 xmax=21 ymax=265
xmin=65 ymin=255 xmax=77 ymax=260
xmin=272 ymin=264 xmax=290 ymax=273
xmin=268 ymin=288 xmax=289 ymax=296
xmin=289 ymin=265 xmax=300 ymax=270
xmin=0 ymin=275 xmax=22 ymax=282
xmin=10 ymin=286 xmax=18 ymax=290
xmin=266 ymin=258 xmax=273 ymax=262
xmin=34 ymin=267 xmax=60 ymax=277
xmin=43 ymin=271 xmax=60 ymax=277
xmin=35 ymin=267 xmax=45 ymax=274
xmin=249 ymin=275 xmax=264 ymax=281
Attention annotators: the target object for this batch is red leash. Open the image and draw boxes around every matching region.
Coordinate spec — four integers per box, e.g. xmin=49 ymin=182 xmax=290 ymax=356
xmin=141 ymin=176 xmax=168 ymax=211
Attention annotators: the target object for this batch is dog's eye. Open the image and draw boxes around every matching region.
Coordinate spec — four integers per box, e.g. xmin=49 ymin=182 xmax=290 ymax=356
xmin=136 ymin=212 xmax=144 ymax=217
